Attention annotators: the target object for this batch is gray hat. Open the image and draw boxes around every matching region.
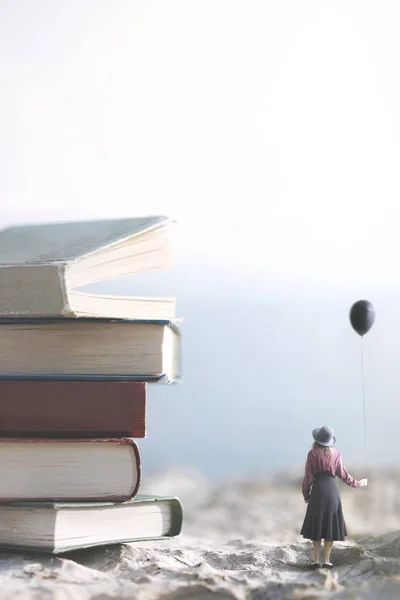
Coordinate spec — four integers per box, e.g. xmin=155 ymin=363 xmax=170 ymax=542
xmin=312 ymin=426 xmax=336 ymax=447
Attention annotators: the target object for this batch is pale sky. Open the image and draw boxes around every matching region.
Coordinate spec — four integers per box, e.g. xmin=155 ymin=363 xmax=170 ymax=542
xmin=1 ymin=1 xmax=400 ymax=283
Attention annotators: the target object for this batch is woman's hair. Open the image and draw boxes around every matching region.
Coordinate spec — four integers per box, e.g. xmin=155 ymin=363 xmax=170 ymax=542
xmin=312 ymin=442 xmax=332 ymax=454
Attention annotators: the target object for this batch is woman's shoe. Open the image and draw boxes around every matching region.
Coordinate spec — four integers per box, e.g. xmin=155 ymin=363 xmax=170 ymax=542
xmin=310 ymin=562 xmax=320 ymax=569
xmin=322 ymin=562 xmax=333 ymax=569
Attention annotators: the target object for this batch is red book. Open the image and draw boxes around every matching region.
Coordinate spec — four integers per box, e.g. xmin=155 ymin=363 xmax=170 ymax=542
xmin=0 ymin=438 xmax=141 ymax=502
xmin=0 ymin=380 xmax=146 ymax=438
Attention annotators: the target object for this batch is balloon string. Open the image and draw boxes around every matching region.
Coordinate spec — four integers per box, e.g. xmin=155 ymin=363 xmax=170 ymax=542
xmin=361 ymin=336 xmax=368 ymax=471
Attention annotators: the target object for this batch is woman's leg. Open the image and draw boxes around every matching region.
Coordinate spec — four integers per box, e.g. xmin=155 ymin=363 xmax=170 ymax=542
xmin=312 ymin=541 xmax=321 ymax=563
xmin=323 ymin=541 xmax=333 ymax=564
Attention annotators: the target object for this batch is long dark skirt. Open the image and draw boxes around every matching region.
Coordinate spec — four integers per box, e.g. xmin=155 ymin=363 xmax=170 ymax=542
xmin=300 ymin=472 xmax=347 ymax=541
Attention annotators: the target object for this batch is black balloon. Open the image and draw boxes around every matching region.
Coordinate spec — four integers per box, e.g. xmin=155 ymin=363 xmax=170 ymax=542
xmin=349 ymin=300 xmax=376 ymax=337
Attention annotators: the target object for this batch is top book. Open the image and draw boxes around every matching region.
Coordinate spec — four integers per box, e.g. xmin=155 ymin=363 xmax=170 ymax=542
xmin=0 ymin=216 xmax=176 ymax=319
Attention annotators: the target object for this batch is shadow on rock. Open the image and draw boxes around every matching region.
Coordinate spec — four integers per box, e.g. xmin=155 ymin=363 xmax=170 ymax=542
xmin=158 ymin=584 xmax=239 ymax=600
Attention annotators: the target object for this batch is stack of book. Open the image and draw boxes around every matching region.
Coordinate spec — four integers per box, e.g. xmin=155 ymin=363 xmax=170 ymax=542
xmin=0 ymin=216 xmax=183 ymax=553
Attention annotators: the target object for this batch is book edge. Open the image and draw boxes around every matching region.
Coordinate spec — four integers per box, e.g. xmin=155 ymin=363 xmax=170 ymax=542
xmin=6 ymin=494 xmax=182 ymax=509
xmin=0 ymin=534 xmax=180 ymax=555
xmin=0 ymin=374 xmax=178 ymax=383
xmin=0 ymin=216 xmax=171 ymax=266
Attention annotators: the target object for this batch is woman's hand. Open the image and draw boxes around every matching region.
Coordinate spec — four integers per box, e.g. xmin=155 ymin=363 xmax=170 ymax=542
xmin=359 ymin=478 xmax=368 ymax=487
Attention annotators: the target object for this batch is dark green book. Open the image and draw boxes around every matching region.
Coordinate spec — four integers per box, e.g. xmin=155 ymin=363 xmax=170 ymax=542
xmin=0 ymin=494 xmax=182 ymax=554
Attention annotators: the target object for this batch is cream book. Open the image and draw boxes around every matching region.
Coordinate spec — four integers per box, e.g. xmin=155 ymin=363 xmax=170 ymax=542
xmin=0 ymin=216 xmax=176 ymax=319
xmin=0 ymin=318 xmax=181 ymax=383
xmin=0 ymin=495 xmax=183 ymax=553
xmin=0 ymin=438 xmax=141 ymax=502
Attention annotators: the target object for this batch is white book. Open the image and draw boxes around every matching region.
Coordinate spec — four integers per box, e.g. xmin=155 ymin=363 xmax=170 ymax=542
xmin=0 ymin=216 xmax=176 ymax=319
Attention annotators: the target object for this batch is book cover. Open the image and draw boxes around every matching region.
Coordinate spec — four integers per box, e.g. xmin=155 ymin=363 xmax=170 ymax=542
xmin=0 ymin=380 xmax=146 ymax=437
xmin=0 ymin=216 xmax=176 ymax=318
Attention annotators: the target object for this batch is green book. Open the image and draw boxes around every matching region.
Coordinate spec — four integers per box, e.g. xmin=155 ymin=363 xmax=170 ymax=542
xmin=0 ymin=494 xmax=182 ymax=554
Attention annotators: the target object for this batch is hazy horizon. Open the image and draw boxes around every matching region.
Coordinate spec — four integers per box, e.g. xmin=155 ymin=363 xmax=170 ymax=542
xmin=81 ymin=263 xmax=399 ymax=480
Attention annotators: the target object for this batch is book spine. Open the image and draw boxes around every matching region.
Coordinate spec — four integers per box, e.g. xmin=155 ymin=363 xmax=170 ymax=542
xmin=0 ymin=264 xmax=68 ymax=317
xmin=168 ymin=497 xmax=184 ymax=536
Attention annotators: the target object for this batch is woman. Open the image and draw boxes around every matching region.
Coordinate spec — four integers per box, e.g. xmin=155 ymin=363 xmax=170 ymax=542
xmin=300 ymin=426 xmax=368 ymax=569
